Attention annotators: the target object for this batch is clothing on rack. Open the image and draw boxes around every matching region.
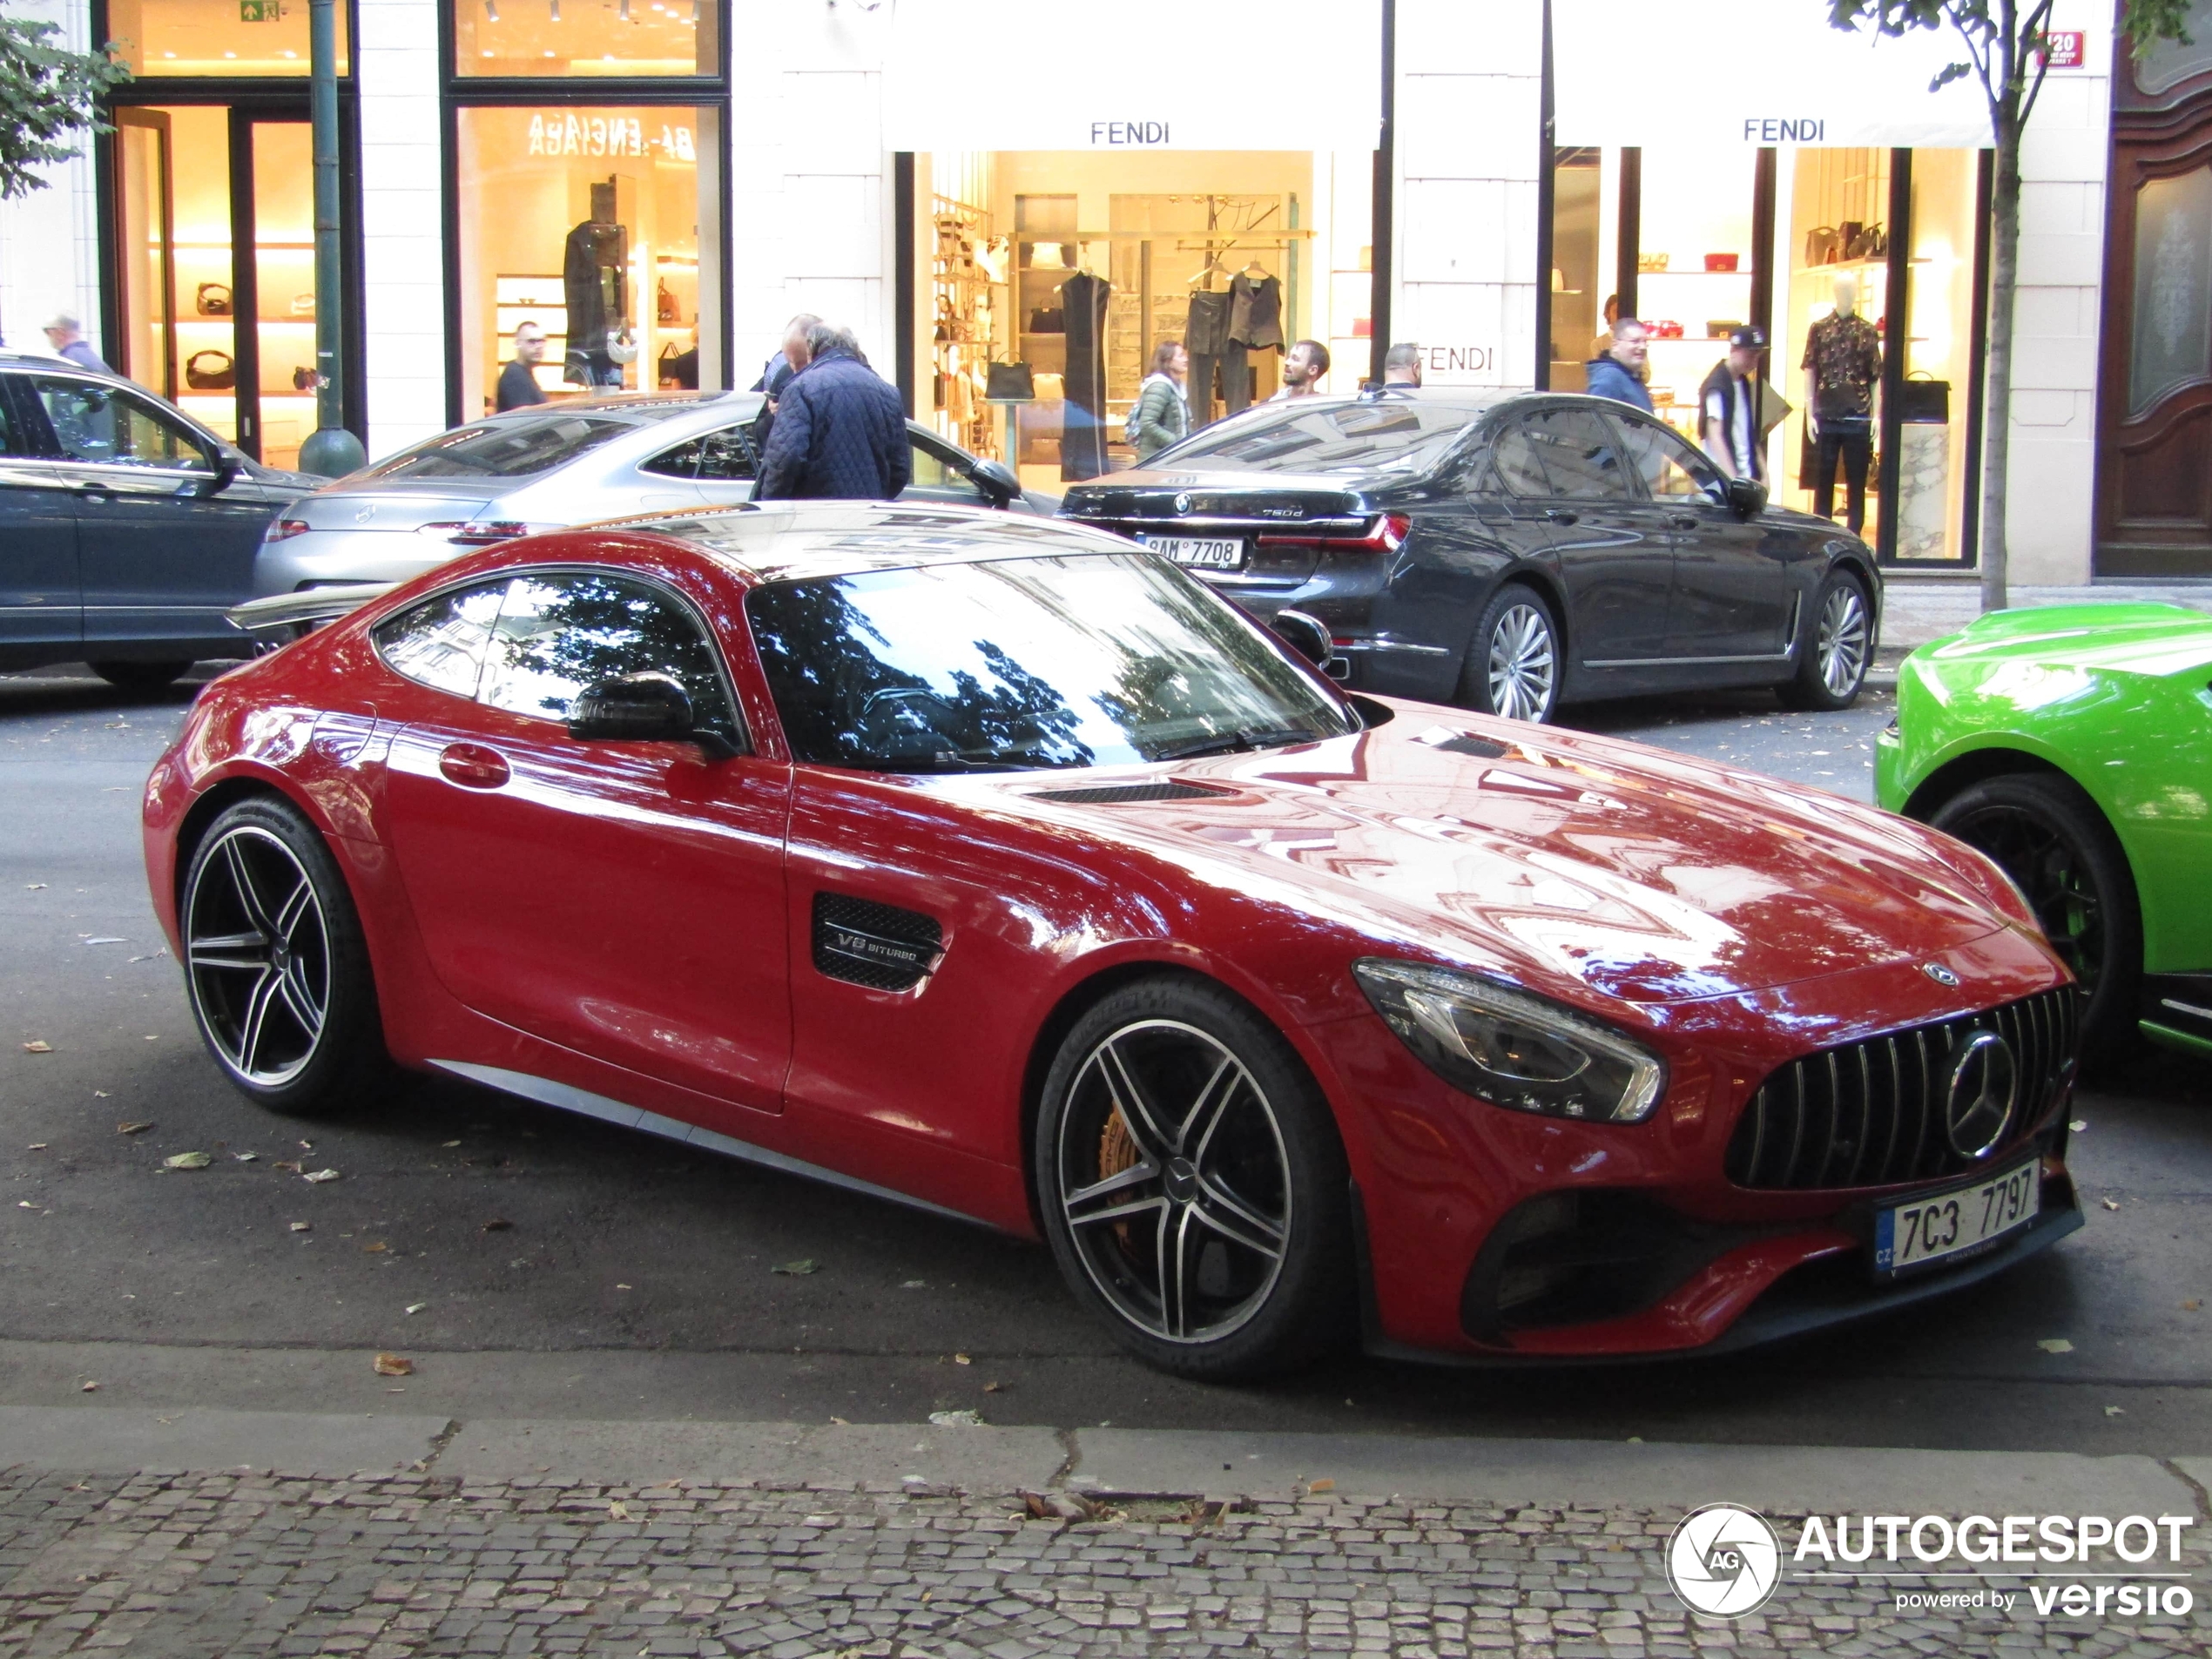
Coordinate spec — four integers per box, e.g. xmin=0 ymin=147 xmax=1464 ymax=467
xmin=1220 ymin=340 xmax=1251 ymax=416
xmin=1060 ymin=270 xmax=1111 ymax=482
xmin=1228 ymin=273 xmax=1283 ymax=350
xmin=1185 ymin=289 xmax=1231 ymax=355
xmin=561 ymin=219 xmax=626 ymax=388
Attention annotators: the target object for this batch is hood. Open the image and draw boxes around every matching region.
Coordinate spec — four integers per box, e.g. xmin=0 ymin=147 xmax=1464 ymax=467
xmin=985 ymin=709 xmax=2019 ymax=1009
xmin=1921 ymin=602 xmax=2212 ymax=681
xmin=288 ymin=478 xmax=511 ymax=532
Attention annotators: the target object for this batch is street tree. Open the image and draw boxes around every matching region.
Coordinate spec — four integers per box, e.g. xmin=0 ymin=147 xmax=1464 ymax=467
xmin=1828 ymin=0 xmax=2190 ymax=611
xmin=0 ymin=10 xmax=127 ymax=200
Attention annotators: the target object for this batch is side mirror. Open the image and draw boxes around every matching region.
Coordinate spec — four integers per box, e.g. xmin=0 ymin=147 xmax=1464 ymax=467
xmin=567 ymin=671 xmax=738 ymax=758
xmin=1271 ymin=608 xmax=1349 ymax=680
xmin=1725 ymin=476 xmax=1767 ymax=519
xmin=971 ymin=458 xmax=1021 ymax=505
xmin=195 ymin=453 xmax=242 ymax=498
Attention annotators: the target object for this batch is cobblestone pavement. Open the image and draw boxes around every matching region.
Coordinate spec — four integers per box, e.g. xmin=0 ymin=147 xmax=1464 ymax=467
xmin=3 ymin=1467 xmax=2210 ymax=1657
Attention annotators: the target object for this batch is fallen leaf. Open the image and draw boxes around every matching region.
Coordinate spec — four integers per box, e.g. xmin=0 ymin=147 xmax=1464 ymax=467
xmin=2071 ymin=1119 xmax=2088 ymax=1133
xmin=127 ymin=952 xmax=164 ymax=963
xmin=289 ymin=1222 xmax=310 ymax=1232
xmin=442 ymin=1140 xmax=461 ymax=1149
xmin=79 ymin=1380 xmax=98 ymax=1393
xmin=271 ymin=1161 xmax=301 ymax=1173
xmin=2185 ymin=1299 xmax=2202 ymax=1312
xmin=27 ymin=1143 xmax=46 ymax=1151
xmin=2102 ymin=1197 xmax=2121 ymax=1211
xmin=21 ymin=1042 xmax=51 ymax=1054
xmin=299 ymin=1141 xmax=312 ymax=1150
xmin=361 ymin=1241 xmax=387 ymax=1254
xmin=480 ymin=1217 xmax=512 ymax=1232
xmin=143 ymin=1035 xmax=158 ymax=1042
xmin=1022 ymin=1492 xmax=1049 ymax=1519
xmin=232 ymin=1151 xmax=257 ymax=1163
xmin=954 ymin=1352 xmax=972 ymax=1366
xmin=982 ymin=1382 xmax=1004 ymax=1394
xmin=2106 ymin=1406 xmax=2126 ymax=1417
xmin=1307 ymin=1478 xmax=1335 ymax=1494
xmin=900 ymin=1279 xmax=927 ymax=1289
xmin=405 ymin=1303 xmax=428 ymax=1315
xmin=372 ymin=1353 xmax=413 ymax=1377
xmin=82 ymin=937 xmax=125 ymax=947
xmin=91 ymin=1091 xmax=107 ymax=1099
xmin=17 ymin=1201 xmax=36 ymax=1210
xmin=25 ymin=883 xmax=46 ymax=890
xmin=928 ymin=1409 xmax=983 ymax=1427
xmin=162 ymin=1151 xmax=212 ymax=1170
xmin=772 ymin=1258 xmax=818 ymax=1276
xmin=608 ymin=1500 xmax=632 ymax=1520
xmin=302 ymin=1169 xmax=340 ymax=1184
xmin=2038 ymin=1338 xmax=2075 ymax=1355
xmin=615 ymin=1283 xmax=632 ymax=1290
xmin=116 ymin=1122 xmax=153 ymax=1136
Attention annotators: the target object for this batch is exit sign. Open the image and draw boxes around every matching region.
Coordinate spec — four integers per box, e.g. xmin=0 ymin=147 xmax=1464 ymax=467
xmin=2040 ymin=30 xmax=2085 ymax=67
xmin=239 ymin=0 xmax=279 ymax=19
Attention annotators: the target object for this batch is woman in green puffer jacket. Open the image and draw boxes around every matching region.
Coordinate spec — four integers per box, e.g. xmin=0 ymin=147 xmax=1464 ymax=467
xmin=1130 ymin=339 xmax=1190 ymax=461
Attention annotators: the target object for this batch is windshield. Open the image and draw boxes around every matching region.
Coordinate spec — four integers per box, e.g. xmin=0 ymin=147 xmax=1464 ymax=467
xmin=745 ymin=551 xmax=1354 ymax=773
xmin=1151 ymin=399 xmax=1479 ymax=475
xmin=353 ymin=414 xmax=640 ymax=482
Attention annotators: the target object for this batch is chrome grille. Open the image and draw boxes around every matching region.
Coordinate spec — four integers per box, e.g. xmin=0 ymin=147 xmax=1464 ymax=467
xmin=1724 ymin=988 xmax=2078 ymax=1191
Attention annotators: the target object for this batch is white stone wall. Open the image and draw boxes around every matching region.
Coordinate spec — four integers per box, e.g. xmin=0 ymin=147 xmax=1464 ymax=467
xmin=354 ymin=0 xmax=444 ymax=459
xmin=1390 ymin=0 xmax=1544 ymax=388
xmin=0 ymin=0 xmax=103 ymax=361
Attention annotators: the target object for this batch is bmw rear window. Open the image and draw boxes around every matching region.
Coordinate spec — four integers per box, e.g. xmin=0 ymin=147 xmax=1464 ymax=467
xmin=353 ymin=415 xmax=638 ymax=481
xmin=1151 ymin=400 xmax=1482 ymax=475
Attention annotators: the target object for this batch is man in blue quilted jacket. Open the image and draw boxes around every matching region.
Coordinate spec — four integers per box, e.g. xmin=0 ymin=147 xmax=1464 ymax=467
xmin=756 ymin=323 xmax=911 ymax=500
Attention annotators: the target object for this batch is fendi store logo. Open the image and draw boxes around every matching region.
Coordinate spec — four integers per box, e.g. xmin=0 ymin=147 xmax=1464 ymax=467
xmin=1090 ymin=121 xmax=1171 ymax=145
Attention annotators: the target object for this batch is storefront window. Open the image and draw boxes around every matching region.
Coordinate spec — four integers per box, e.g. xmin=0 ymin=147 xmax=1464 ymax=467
xmin=1781 ymin=148 xmax=1894 ymax=543
xmin=1628 ymin=146 xmax=1759 ymax=444
xmin=453 ymin=0 xmax=720 ymax=78
xmin=108 ymin=0 xmax=347 ymax=76
xmin=454 ymin=105 xmax=723 ymax=420
xmin=918 ymin=150 xmax=1368 ymax=492
xmin=1896 ymin=149 xmax=1981 ymax=561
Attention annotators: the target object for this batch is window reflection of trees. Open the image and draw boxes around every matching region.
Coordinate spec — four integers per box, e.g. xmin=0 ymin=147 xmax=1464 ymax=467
xmin=374 ymin=583 xmax=505 ymax=698
xmin=480 ymin=574 xmax=735 ymax=730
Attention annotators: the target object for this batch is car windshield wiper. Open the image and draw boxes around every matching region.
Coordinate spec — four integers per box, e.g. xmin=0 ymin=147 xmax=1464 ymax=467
xmin=1147 ymin=725 xmax=1324 ymax=762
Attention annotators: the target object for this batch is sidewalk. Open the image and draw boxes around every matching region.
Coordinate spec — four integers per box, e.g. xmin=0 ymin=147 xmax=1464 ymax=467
xmin=1878 ymin=579 xmax=2212 ymax=653
xmin=4 ymin=1408 xmax=2211 ymax=1656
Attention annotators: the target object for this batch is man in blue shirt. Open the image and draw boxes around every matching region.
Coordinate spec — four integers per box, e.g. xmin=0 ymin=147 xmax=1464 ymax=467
xmin=1583 ymin=319 xmax=1652 ymax=412
xmin=44 ymin=312 xmax=112 ymax=375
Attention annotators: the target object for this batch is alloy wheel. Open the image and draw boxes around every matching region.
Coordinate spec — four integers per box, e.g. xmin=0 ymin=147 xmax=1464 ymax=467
xmin=185 ymin=826 xmax=332 ymax=1086
xmin=1056 ymin=1020 xmax=1292 ymax=1345
xmin=1946 ymin=804 xmax=2106 ymax=995
xmin=1487 ymin=603 xmax=1557 ymax=722
xmin=1817 ymin=583 xmax=1870 ymax=697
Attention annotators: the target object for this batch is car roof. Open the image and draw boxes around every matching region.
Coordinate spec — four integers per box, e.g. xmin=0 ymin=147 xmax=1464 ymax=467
xmin=591 ymin=500 xmax=1136 ymax=585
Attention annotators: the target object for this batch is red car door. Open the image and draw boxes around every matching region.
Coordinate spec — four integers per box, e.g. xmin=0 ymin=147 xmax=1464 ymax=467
xmin=374 ymin=570 xmax=792 ymax=1119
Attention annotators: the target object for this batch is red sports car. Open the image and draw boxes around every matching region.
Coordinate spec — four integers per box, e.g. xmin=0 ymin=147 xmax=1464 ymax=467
xmin=144 ymin=502 xmax=2082 ymax=1378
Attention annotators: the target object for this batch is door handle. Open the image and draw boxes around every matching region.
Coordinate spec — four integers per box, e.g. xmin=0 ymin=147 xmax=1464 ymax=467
xmin=1543 ymin=509 xmax=1579 ymax=524
xmin=437 ymin=742 xmax=510 ymax=790
xmin=74 ymin=482 xmax=112 ymax=501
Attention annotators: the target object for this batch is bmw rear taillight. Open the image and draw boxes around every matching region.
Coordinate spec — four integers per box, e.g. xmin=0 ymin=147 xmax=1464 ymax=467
xmin=263 ymin=517 xmax=310 ymax=543
xmin=418 ymin=520 xmax=533 ymax=547
xmin=1256 ymin=512 xmax=1411 ymax=554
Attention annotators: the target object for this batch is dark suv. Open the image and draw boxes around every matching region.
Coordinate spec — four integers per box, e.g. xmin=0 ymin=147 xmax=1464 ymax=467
xmin=0 ymin=352 xmax=315 ymax=687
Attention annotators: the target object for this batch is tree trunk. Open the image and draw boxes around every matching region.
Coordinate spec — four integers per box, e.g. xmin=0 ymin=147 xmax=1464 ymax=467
xmin=1980 ymin=111 xmax=2021 ymax=613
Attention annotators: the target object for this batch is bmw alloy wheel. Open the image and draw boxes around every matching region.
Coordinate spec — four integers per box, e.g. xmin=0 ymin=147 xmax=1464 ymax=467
xmin=185 ymin=825 xmax=332 ymax=1086
xmin=1055 ymin=1020 xmax=1292 ymax=1345
xmin=1817 ymin=582 xmax=1870 ymax=698
xmin=1487 ymin=602 xmax=1558 ymax=723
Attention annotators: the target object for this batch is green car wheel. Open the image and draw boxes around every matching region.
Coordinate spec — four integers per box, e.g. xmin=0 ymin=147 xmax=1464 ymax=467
xmin=1929 ymin=772 xmax=2143 ymax=1062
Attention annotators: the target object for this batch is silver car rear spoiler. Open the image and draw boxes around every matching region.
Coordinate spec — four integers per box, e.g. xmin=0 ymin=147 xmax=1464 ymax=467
xmin=227 ymin=583 xmax=395 ymax=651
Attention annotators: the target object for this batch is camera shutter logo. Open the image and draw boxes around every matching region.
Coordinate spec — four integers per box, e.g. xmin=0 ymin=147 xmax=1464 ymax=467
xmin=1666 ymin=1504 xmax=1782 ymax=1618
xmin=1943 ymin=1028 xmax=2018 ymax=1161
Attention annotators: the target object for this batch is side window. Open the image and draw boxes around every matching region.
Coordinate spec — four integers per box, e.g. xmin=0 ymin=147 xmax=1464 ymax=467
xmin=1489 ymin=422 xmax=1553 ymax=497
xmin=906 ymin=435 xmax=954 ymax=490
xmin=640 ymin=437 xmax=702 ymax=479
xmin=696 ymin=425 xmax=756 ymax=481
xmin=1522 ymin=408 xmax=1632 ymax=501
xmin=373 ymin=581 xmax=507 ymax=699
xmin=35 ymin=378 xmax=208 ymax=471
xmin=1615 ymin=414 xmax=1723 ymax=501
xmin=477 ymin=570 xmax=739 ymax=738
xmin=0 ymin=378 xmax=26 ymax=455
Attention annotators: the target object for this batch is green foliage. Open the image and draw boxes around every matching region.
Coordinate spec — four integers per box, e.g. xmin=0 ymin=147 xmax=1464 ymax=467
xmin=0 ymin=12 xmax=129 ymax=202
xmin=1829 ymin=0 xmax=2190 ymax=112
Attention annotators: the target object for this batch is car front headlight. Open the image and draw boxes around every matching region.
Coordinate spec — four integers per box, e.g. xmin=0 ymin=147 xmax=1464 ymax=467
xmin=1352 ymin=959 xmax=1667 ymax=1123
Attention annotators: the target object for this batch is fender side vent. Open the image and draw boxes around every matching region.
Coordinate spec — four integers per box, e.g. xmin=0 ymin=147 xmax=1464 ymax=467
xmin=1031 ymin=781 xmax=1221 ymax=805
xmin=813 ymin=892 xmax=942 ymax=991
xmin=1432 ymin=735 xmax=1510 ymax=759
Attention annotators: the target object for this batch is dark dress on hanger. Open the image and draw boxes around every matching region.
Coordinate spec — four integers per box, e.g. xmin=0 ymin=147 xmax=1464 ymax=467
xmin=1060 ymin=270 xmax=1110 ymax=481
xmin=563 ymin=220 xmax=626 ymax=388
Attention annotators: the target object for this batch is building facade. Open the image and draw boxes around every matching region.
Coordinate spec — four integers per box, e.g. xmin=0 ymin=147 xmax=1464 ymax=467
xmin=1 ymin=0 xmax=2161 ymax=583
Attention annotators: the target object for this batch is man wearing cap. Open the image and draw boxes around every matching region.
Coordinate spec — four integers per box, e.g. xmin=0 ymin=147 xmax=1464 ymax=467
xmin=1699 ymin=327 xmax=1764 ymax=482
xmin=43 ymin=312 xmax=112 ymax=375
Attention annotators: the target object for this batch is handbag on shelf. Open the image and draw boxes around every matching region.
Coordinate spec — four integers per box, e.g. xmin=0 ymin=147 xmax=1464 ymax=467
xmin=984 ymin=362 xmax=1035 ymax=401
xmin=185 ymin=350 xmax=234 ymax=390
xmin=1896 ymin=373 xmax=1950 ymax=423
xmin=1844 ymin=221 xmax=1885 ymax=260
xmin=1804 ymin=226 xmax=1841 ymax=266
xmin=289 ymin=293 xmax=315 ymax=316
xmin=195 ymin=283 xmax=232 ymax=317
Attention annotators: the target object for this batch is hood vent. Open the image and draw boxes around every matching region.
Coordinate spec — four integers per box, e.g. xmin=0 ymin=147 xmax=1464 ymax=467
xmin=1030 ymin=781 xmax=1223 ymax=806
xmin=812 ymin=892 xmax=942 ymax=991
xmin=1429 ymin=734 xmax=1511 ymax=759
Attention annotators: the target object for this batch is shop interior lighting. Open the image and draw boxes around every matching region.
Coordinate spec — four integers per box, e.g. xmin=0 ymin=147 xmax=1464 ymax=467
xmin=550 ymin=0 xmax=560 ymax=22
xmin=484 ymin=0 xmax=499 ymax=18
xmin=618 ymin=0 xmax=630 ymax=19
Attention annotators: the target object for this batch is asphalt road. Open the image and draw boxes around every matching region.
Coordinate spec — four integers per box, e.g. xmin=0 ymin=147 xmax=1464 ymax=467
xmin=3 ymin=666 xmax=2206 ymax=1454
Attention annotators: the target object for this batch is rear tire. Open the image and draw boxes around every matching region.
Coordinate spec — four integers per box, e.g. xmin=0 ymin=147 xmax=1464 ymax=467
xmin=1459 ymin=584 xmax=1561 ymax=724
xmin=1926 ymin=772 xmax=2142 ymax=1063
xmin=1035 ymin=976 xmax=1355 ymax=1380
xmin=91 ymin=660 xmax=192 ymax=691
xmin=179 ymin=795 xmax=394 ymax=1114
xmin=1778 ymin=570 xmax=1871 ymax=711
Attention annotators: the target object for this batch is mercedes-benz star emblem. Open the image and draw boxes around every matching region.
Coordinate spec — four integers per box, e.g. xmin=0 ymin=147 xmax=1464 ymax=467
xmin=1173 ymin=492 xmax=1192 ymax=515
xmin=1943 ymin=1028 xmax=2018 ymax=1160
xmin=1921 ymin=961 xmax=1960 ymax=987
xmin=354 ymin=503 xmax=376 ymax=524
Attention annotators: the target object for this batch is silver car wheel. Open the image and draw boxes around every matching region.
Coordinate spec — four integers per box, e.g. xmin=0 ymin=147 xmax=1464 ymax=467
xmin=1817 ymin=583 xmax=1870 ymax=697
xmin=1487 ymin=602 xmax=1558 ymax=723
xmin=1056 ymin=1020 xmax=1291 ymax=1345
xmin=185 ymin=826 xmax=331 ymax=1087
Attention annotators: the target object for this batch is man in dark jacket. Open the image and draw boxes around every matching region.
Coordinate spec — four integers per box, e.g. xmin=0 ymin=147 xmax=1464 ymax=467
xmin=756 ymin=324 xmax=911 ymax=501
xmin=1583 ymin=320 xmax=1653 ymax=412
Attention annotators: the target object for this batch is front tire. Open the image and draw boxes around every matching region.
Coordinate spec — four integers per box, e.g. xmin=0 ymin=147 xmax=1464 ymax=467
xmin=91 ymin=660 xmax=192 ymax=691
xmin=1035 ymin=977 xmax=1354 ymax=1380
xmin=1779 ymin=570 xmax=1871 ymax=711
xmin=1927 ymin=772 xmax=2143 ymax=1062
xmin=179 ymin=795 xmax=392 ymax=1113
xmin=1459 ymin=584 xmax=1561 ymax=724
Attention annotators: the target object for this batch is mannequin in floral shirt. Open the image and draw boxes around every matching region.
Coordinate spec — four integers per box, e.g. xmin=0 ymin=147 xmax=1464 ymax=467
xmin=1803 ymin=273 xmax=1882 ymax=533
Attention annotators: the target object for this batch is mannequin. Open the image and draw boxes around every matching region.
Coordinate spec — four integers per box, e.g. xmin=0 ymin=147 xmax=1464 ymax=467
xmin=1802 ymin=273 xmax=1882 ymax=533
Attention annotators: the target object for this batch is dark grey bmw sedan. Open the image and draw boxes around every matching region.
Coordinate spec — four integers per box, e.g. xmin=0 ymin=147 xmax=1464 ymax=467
xmin=1057 ymin=389 xmax=1881 ymax=723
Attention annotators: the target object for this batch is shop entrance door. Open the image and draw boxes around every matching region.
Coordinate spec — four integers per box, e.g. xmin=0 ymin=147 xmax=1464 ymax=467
xmin=111 ymin=105 xmax=318 ymax=470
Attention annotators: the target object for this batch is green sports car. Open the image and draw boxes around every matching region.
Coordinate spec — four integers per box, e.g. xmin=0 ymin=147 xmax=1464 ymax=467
xmin=1876 ymin=602 xmax=2212 ymax=1062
